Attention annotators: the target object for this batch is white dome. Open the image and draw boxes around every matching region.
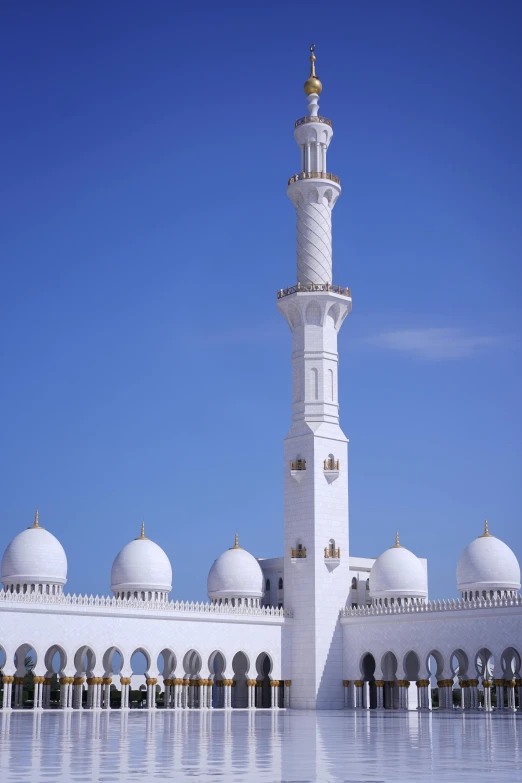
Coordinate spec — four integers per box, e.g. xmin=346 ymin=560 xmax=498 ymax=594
xmin=1 ymin=512 xmax=67 ymax=589
xmin=457 ymin=522 xmax=520 ymax=596
xmin=370 ymin=534 xmax=427 ymax=603
xmin=111 ymin=525 xmax=172 ymax=598
xmin=207 ymin=536 xmax=264 ymax=603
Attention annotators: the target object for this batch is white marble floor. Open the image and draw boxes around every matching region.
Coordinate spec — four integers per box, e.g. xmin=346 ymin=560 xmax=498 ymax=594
xmin=0 ymin=709 xmax=519 ymax=782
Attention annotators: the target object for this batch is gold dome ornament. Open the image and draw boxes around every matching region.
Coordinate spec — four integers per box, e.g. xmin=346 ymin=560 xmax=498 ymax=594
xmin=304 ymin=44 xmax=322 ymax=96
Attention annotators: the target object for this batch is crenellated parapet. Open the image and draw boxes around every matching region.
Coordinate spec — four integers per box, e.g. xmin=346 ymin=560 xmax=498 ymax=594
xmin=0 ymin=588 xmax=292 ymax=618
xmin=340 ymin=594 xmax=522 ymax=619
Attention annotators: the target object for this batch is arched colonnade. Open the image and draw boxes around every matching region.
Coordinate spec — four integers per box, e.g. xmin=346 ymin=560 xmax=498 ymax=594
xmin=344 ymin=645 xmax=522 ymax=712
xmin=0 ymin=642 xmax=289 ymax=710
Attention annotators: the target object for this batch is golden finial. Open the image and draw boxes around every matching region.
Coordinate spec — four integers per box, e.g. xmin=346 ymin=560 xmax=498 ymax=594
xmin=29 ymin=509 xmax=41 ymax=529
xmin=230 ymin=532 xmax=242 ymax=550
xmin=479 ymin=519 xmax=493 ymax=538
xmin=304 ymin=43 xmax=323 ymax=96
xmin=392 ymin=530 xmax=402 ymax=548
xmin=136 ymin=522 xmax=148 ymax=540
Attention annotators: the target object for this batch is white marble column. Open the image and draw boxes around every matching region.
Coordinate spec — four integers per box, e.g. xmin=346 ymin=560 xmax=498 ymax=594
xmin=43 ymin=678 xmax=52 ymax=708
xmin=506 ymin=680 xmax=516 ymax=711
xmin=120 ymin=678 xmax=130 ymax=709
xmin=354 ymin=681 xmax=364 ymax=709
xmin=163 ymin=680 xmax=172 ymax=709
xmin=102 ymin=678 xmax=112 ymax=710
xmin=397 ymin=681 xmax=409 ymax=710
xmin=468 ymin=679 xmax=478 ymax=710
xmin=270 ymin=681 xmax=279 ymax=709
xmin=256 ymin=681 xmax=263 ymax=708
xmin=206 ymin=681 xmax=213 ymax=709
xmin=73 ymin=678 xmax=84 ymax=709
xmin=199 ymin=680 xmax=206 ymax=710
xmin=375 ymin=680 xmax=384 ymax=709
xmin=516 ymin=678 xmax=522 ymax=712
xmin=482 ymin=679 xmax=492 ymax=712
xmin=284 ymin=680 xmax=291 ymax=709
xmin=416 ymin=680 xmax=430 ymax=710
xmin=494 ymin=679 xmax=505 ymax=710
xmin=2 ymin=676 xmax=14 ymax=709
xmin=145 ymin=678 xmax=157 ymax=709
xmin=223 ymin=680 xmax=233 ymax=709
xmin=13 ymin=677 xmax=24 ymax=708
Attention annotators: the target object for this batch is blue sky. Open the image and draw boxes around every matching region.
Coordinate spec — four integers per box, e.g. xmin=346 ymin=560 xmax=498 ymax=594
xmin=1 ymin=1 xmax=521 ymax=601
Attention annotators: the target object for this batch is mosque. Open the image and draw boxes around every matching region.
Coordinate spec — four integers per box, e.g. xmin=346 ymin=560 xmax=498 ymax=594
xmin=0 ymin=49 xmax=520 ymax=714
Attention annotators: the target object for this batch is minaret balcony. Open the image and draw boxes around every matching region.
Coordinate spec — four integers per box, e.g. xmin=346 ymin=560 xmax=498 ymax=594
xmin=324 ymin=458 xmax=340 ymax=483
xmin=324 ymin=547 xmax=341 ymax=571
xmin=290 ymin=458 xmax=306 ymax=483
xmin=295 ymin=115 xmax=332 ymax=129
xmin=277 ymin=282 xmax=351 ymax=300
xmin=290 ymin=546 xmax=307 ymax=561
xmin=288 ymin=171 xmax=340 ymax=186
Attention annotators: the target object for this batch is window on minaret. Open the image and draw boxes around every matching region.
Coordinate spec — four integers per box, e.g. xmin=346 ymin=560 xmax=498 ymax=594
xmin=265 ymin=579 xmax=271 ymax=591
xmin=351 ymin=577 xmax=357 ymax=589
xmin=278 ymin=577 xmax=283 ymax=590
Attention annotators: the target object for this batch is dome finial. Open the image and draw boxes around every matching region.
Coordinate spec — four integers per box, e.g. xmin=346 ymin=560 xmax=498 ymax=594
xmin=29 ymin=509 xmax=42 ymax=529
xmin=230 ymin=532 xmax=242 ymax=550
xmin=136 ymin=522 xmax=148 ymax=540
xmin=393 ymin=530 xmax=402 ymax=548
xmin=480 ymin=519 xmax=492 ymax=538
xmin=304 ymin=43 xmax=322 ymax=97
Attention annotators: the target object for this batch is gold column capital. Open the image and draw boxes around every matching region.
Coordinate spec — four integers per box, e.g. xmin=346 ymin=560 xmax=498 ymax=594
xmin=397 ymin=680 xmax=410 ymax=688
xmin=482 ymin=680 xmax=492 ymax=688
xmin=74 ymin=677 xmax=85 ymax=685
xmin=14 ymin=677 xmax=25 ymax=685
xmin=374 ymin=680 xmax=385 ymax=687
xmin=284 ymin=680 xmax=292 ymax=687
xmin=493 ymin=678 xmax=505 ymax=687
xmin=416 ymin=679 xmax=430 ymax=687
xmin=354 ymin=680 xmax=364 ymax=688
xmin=145 ymin=678 xmax=157 ymax=686
xmin=467 ymin=679 xmax=478 ymax=687
xmin=270 ymin=680 xmax=280 ymax=687
xmin=246 ymin=679 xmax=257 ymax=687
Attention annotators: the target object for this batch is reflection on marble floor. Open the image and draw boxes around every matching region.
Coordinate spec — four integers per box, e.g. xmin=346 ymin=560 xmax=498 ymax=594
xmin=0 ymin=709 xmax=520 ymax=782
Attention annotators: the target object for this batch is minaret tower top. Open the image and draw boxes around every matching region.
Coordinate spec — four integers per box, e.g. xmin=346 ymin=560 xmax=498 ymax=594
xmin=283 ymin=45 xmax=347 ymax=288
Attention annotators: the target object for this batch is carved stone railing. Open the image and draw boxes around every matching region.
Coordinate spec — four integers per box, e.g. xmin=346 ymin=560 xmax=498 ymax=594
xmin=324 ymin=547 xmax=340 ymax=559
xmin=288 ymin=171 xmax=340 ymax=186
xmin=290 ymin=459 xmax=306 ymax=470
xmin=324 ymin=458 xmax=339 ymax=471
xmin=291 ymin=547 xmax=307 ymax=559
xmin=295 ymin=115 xmax=332 ymax=129
xmin=0 ymin=590 xmax=292 ymax=618
xmin=278 ymin=282 xmax=351 ymax=299
xmin=340 ymin=595 xmax=522 ymax=618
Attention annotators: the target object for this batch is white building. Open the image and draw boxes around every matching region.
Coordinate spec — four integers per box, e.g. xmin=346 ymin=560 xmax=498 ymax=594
xmin=0 ymin=48 xmax=520 ymax=714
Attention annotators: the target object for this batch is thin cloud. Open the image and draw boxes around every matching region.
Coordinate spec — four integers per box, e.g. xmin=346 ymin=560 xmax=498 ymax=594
xmin=362 ymin=328 xmax=504 ymax=360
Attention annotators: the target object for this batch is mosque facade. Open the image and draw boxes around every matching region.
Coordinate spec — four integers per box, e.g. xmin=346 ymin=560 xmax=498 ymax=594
xmin=0 ymin=50 xmax=520 ymax=714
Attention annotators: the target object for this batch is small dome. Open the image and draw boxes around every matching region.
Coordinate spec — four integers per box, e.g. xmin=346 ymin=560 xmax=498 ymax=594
xmin=111 ymin=524 xmax=172 ymax=599
xmin=457 ymin=521 xmax=520 ymax=597
xmin=1 ymin=511 xmax=67 ymax=591
xmin=207 ymin=535 xmax=264 ymax=605
xmin=369 ymin=532 xmax=427 ymax=604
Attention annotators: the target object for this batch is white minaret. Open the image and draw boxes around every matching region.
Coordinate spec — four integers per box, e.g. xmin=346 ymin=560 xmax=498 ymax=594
xmin=278 ymin=46 xmax=352 ymax=710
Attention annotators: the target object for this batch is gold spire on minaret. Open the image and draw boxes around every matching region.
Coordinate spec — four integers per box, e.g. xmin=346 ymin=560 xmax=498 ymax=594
xmin=29 ymin=509 xmax=42 ymax=529
xmin=304 ymin=44 xmax=323 ymax=96
xmin=479 ymin=519 xmax=493 ymax=538
xmin=136 ymin=522 xmax=148 ymax=540
xmin=392 ymin=530 xmax=402 ymax=548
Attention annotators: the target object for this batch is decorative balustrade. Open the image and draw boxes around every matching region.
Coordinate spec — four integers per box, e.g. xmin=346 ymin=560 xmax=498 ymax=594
xmin=324 ymin=547 xmax=340 ymax=559
xmin=291 ymin=547 xmax=307 ymax=559
xmin=324 ymin=458 xmax=339 ymax=471
xmin=290 ymin=459 xmax=306 ymax=470
xmin=0 ymin=589 xmax=292 ymax=617
xmin=288 ymin=171 xmax=340 ymax=187
xmin=278 ymin=283 xmax=351 ymax=299
xmin=340 ymin=594 xmax=522 ymax=618
xmin=295 ymin=115 xmax=332 ymax=128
